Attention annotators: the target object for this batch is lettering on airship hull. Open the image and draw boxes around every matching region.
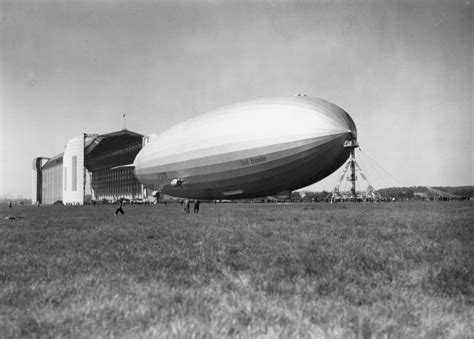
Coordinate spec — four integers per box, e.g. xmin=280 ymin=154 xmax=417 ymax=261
xmin=240 ymin=155 xmax=268 ymax=166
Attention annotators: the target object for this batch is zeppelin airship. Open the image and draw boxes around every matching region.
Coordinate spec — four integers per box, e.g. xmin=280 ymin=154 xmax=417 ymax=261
xmin=133 ymin=96 xmax=357 ymax=199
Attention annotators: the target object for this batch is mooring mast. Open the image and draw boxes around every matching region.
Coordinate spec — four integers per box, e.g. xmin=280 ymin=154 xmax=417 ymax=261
xmin=349 ymin=149 xmax=357 ymax=198
xmin=330 ymin=138 xmax=379 ymax=202
xmin=346 ymin=137 xmax=359 ymax=199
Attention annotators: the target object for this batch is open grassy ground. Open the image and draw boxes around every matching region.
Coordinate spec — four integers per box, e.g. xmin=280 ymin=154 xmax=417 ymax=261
xmin=0 ymin=201 xmax=472 ymax=338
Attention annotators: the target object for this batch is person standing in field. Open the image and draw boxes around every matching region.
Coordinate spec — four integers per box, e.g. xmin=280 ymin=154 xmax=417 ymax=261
xmin=184 ymin=198 xmax=190 ymax=214
xmin=193 ymin=199 xmax=201 ymax=213
xmin=115 ymin=198 xmax=125 ymax=216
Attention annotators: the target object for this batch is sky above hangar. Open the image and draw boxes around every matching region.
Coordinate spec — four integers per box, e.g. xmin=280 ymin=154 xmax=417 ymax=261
xmin=0 ymin=0 xmax=472 ymax=198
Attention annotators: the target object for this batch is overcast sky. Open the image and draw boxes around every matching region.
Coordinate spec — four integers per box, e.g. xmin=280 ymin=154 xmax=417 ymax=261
xmin=1 ymin=0 xmax=472 ymax=198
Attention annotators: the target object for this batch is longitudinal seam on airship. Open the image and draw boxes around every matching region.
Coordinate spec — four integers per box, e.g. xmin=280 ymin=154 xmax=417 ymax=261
xmin=137 ymin=132 xmax=348 ymax=170
xmin=142 ymin=120 xmax=347 ymax=157
xmin=159 ymin=135 xmax=350 ymax=198
xmin=137 ymin=134 xmax=349 ymax=184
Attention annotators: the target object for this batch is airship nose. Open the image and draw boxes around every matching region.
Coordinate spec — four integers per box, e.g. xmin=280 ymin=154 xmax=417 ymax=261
xmin=348 ymin=128 xmax=357 ymax=141
xmin=342 ymin=113 xmax=358 ymax=148
xmin=346 ymin=114 xmax=357 ymax=137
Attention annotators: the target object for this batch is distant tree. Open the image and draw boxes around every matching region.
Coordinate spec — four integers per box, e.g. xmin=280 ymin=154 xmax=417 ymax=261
xmin=291 ymin=192 xmax=302 ymax=202
xmin=320 ymin=190 xmax=330 ymax=201
xmin=302 ymin=192 xmax=317 ymax=202
xmin=453 ymin=187 xmax=473 ymax=197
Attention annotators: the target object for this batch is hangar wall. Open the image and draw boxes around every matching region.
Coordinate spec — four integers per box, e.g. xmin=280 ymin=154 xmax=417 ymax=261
xmin=63 ymin=135 xmax=85 ymax=205
xmin=42 ymin=155 xmax=63 ymax=204
xmin=32 ymin=157 xmax=49 ymax=204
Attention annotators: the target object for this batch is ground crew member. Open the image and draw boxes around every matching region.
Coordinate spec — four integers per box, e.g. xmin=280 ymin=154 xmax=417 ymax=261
xmin=184 ymin=198 xmax=190 ymax=214
xmin=115 ymin=198 xmax=125 ymax=216
xmin=194 ymin=199 xmax=201 ymax=213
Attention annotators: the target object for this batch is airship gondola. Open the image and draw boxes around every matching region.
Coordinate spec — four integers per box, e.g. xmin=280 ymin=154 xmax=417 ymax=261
xmin=133 ymin=96 xmax=357 ymax=199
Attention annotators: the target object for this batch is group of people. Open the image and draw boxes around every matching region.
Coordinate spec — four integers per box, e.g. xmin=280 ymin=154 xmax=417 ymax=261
xmin=182 ymin=199 xmax=200 ymax=214
xmin=114 ymin=197 xmax=202 ymax=216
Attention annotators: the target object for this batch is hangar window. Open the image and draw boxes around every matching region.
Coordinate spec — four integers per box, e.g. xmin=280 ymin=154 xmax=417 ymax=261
xmin=72 ymin=156 xmax=77 ymax=191
xmin=64 ymin=168 xmax=67 ymax=191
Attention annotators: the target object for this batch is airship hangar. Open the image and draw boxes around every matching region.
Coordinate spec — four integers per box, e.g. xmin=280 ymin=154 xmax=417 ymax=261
xmin=32 ymin=130 xmax=148 ymax=205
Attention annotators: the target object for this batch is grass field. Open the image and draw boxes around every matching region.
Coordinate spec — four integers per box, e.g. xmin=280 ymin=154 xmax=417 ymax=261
xmin=1 ymin=201 xmax=473 ymax=338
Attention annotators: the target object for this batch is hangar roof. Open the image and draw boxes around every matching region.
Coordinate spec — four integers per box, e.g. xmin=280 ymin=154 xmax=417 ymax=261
xmin=41 ymin=153 xmax=64 ymax=170
xmin=38 ymin=130 xmax=144 ymax=172
xmin=84 ymin=129 xmax=143 ymax=171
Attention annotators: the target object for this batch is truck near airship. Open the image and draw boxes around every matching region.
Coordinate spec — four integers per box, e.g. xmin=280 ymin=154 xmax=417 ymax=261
xmin=133 ymin=96 xmax=357 ymax=200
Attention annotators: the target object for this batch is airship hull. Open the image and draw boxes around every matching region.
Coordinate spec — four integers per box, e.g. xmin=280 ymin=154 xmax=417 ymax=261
xmin=134 ymin=97 xmax=357 ymax=199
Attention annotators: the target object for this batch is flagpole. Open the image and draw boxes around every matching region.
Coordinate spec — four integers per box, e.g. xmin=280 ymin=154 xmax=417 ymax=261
xmin=122 ymin=113 xmax=126 ymax=130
